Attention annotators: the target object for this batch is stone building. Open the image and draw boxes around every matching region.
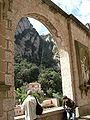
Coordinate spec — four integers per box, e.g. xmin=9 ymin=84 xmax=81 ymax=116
xmin=0 ymin=0 xmax=90 ymax=119
xmin=14 ymin=105 xmax=24 ymax=117
xmin=27 ymin=82 xmax=42 ymax=92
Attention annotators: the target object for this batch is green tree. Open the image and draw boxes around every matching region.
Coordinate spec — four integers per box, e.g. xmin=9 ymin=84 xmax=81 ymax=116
xmin=15 ymin=86 xmax=27 ymax=104
xmin=14 ymin=59 xmax=39 ymax=89
xmin=38 ymin=68 xmax=62 ymax=98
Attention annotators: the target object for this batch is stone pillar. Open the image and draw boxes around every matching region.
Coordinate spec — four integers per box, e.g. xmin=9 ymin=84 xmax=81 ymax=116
xmin=0 ymin=0 xmax=14 ymax=120
xmin=59 ymin=18 xmax=75 ymax=100
xmin=60 ymin=49 xmax=74 ymax=100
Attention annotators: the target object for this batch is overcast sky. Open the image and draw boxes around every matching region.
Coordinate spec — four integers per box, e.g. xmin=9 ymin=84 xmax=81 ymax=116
xmin=29 ymin=0 xmax=90 ymax=34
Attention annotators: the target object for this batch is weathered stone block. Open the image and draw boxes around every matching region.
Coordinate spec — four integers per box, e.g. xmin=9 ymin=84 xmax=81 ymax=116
xmin=5 ymin=29 xmax=14 ymax=40
xmin=0 ymin=47 xmax=5 ymax=60
xmin=0 ymin=112 xmax=7 ymax=120
xmin=8 ymin=110 xmax=14 ymax=120
xmin=0 ymin=71 xmax=5 ymax=83
xmin=5 ymin=62 xmax=8 ymax=73
xmin=0 ymin=35 xmax=5 ymax=48
xmin=8 ymin=87 xmax=15 ymax=98
xmin=0 ymin=22 xmax=6 ymax=36
xmin=5 ymin=74 xmax=13 ymax=86
xmin=8 ymin=40 xmax=13 ymax=52
xmin=0 ymin=91 xmax=7 ymax=98
xmin=0 ymin=60 xmax=5 ymax=72
xmin=3 ymin=98 xmax=14 ymax=111
xmin=6 ymin=19 xmax=12 ymax=29
xmin=7 ymin=62 xmax=13 ymax=74
xmin=5 ymin=51 xmax=13 ymax=63
xmin=0 ymin=99 xmax=3 ymax=116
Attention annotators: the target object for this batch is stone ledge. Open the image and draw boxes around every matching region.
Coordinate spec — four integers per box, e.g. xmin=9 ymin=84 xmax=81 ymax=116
xmin=14 ymin=107 xmax=64 ymax=120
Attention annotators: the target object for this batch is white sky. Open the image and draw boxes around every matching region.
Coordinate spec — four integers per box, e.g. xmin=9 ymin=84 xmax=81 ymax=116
xmin=28 ymin=17 xmax=49 ymax=35
xmin=51 ymin=0 xmax=90 ymax=24
xmin=29 ymin=0 xmax=90 ymax=34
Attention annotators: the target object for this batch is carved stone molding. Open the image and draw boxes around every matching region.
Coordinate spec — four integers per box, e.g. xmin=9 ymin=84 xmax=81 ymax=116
xmin=2 ymin=0 xmax=13 ymax=20
xmin=75 ymin=40 xmax=90 ymax=95
xmin=8 ymin=0 xmax=13 ymax=12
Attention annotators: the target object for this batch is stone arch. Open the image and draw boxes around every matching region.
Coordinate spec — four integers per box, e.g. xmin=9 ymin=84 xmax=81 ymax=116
xmin=12 ymin=0 xmax=75 ymax=99
xmin=0 ymin=0 xmax=75 ymax=119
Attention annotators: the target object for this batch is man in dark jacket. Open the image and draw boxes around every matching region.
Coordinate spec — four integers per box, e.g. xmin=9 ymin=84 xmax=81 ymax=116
xmin=63 ymin=96 xmax=76 ymax=120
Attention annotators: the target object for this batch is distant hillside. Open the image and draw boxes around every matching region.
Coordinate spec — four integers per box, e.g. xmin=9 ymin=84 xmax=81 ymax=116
xmin=14 ymin=17 xmax=60 ymax=69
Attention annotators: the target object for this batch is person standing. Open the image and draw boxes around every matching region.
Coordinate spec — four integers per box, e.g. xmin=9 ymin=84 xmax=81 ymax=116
xmin=22 ymin=90 xmax=37 ymax=120
xmin=63 ymin=96 xmax=76 ymax=120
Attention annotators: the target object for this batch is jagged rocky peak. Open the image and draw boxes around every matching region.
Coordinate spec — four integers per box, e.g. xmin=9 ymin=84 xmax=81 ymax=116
xmin=15 ymin=17 xmax=39 ymax=41
xmin=15 ymin=17 xmax=33 ymax=36
xmin=41 ymin=33 xmax=53 ymax=41
xmin=14 ymin=17 xmax=42 ymax=63
xmin=14 ymin=17 xmax=60 ymax=68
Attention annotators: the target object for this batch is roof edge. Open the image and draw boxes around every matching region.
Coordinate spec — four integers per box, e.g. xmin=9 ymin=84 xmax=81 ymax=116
xmin=41 ymin=0 xmax=68 ymax=18
xmin=42 ymin=0 xmax=90 ymax=36
xmin=69 ymin=14 xmax=90 ymax=36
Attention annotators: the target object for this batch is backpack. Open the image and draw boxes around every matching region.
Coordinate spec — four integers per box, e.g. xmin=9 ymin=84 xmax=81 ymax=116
xmin=36 ymin=98 xmax=43 ymax=115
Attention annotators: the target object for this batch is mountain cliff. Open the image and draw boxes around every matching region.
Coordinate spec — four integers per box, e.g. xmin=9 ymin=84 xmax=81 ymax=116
xmin=14 ymin=17 xmax=60 ymax=68
xmin=14 ymin=17 xmax=62 ymax=94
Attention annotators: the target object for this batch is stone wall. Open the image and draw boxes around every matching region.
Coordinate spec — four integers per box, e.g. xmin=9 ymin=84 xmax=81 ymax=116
xmin=68 ymin=15 xmax=90 ymax=115
xmin=12 ymin=0 xmax=75 ymax=99
xmin=14 ymin=107 xmax=65 ymax=120
xmin=0 ymin=0 xmax=14 ymax=120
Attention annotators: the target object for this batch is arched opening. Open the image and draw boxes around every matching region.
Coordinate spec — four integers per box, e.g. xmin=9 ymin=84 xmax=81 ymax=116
xmin=14 ymin=16 xmax=63 ymax=116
